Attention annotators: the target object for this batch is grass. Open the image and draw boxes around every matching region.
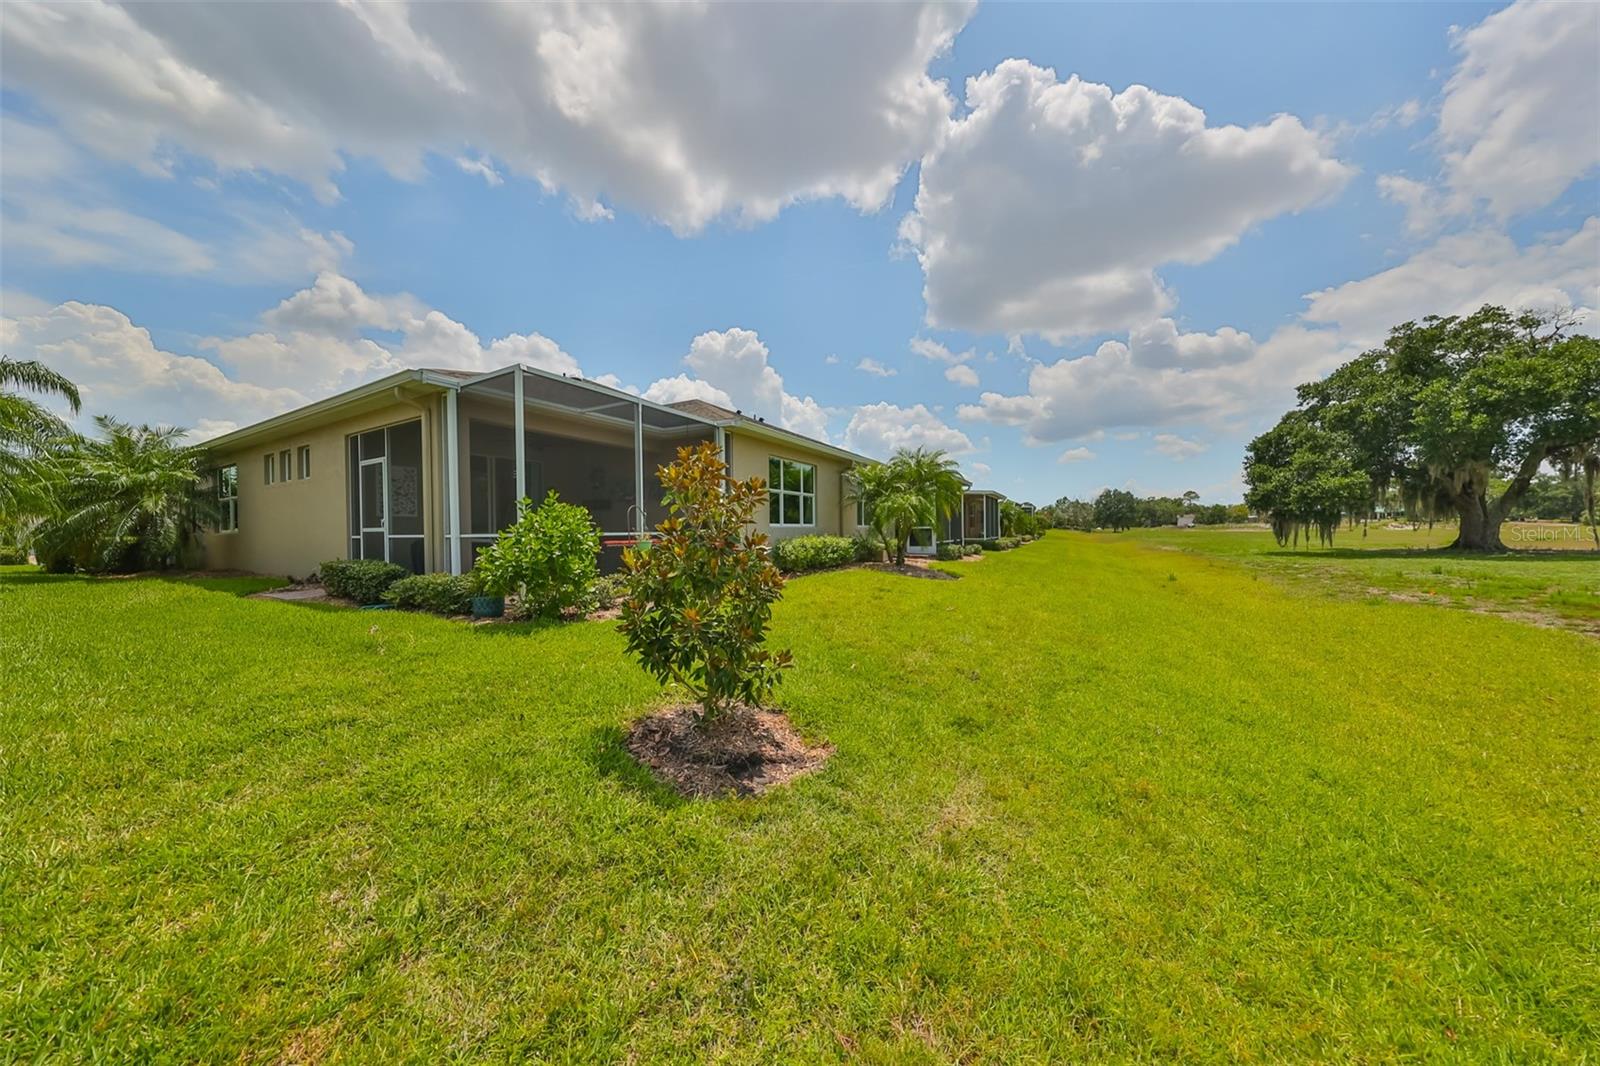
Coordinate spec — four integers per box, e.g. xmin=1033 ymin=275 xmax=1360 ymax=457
xmin=1127 ymin=522 xmax=1600 ymax=636
xmin=2 ymin=537 xmax=1597 ymax=1061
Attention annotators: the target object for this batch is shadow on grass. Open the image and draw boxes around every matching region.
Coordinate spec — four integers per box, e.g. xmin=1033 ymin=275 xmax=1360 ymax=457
xmin=1261 ymin=547 xmax=1599 ymax=562
xmin=585 ymin=723 xmax=687 ymax=810
xmin=1 ymin=566 xmax=287 ymax=595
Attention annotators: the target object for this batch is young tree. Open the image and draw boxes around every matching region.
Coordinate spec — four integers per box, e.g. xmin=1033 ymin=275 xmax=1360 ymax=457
xmin=33 ymin=417 xmax=216 ymax=572
xmin=1272 ymin=306 xmax=1600 ymax=550
xmin=847 ymin=447 xmax=965 ymax=565
xmin=619 ymin=441 xmax=792 ymax=722
xmin=472 ymin=490 xmax=601 ymax=618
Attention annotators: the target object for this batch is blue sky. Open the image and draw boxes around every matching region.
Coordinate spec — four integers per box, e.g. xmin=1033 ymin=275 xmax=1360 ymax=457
xmin=2 ymin=1 xmax=1595 ymax=505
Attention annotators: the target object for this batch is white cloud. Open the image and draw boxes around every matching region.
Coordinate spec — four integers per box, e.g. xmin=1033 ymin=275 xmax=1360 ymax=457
xmin=824 ymin=354 xmax=840 ymax=365
xmin=639 ymin=327 xmax=829 ymax=440
xmin=1150 ymin=434 xmax=1207 ymax=461
xmin=1 ymin=301 xmax=307 ymax=435
xmin=641 ymin=374 xmax=734 ymax=408
xmin=843 ymin=402 xmax=973 ymax=459
xmin=1057 ymin=446 xmax=1095 ymax=464
xmin=900 ymin=59 xmax=1352 ymax=339
xmin=944 ymin=364 xmax=979 ymax=387
xmin=455 ymin=153 xmax=503 ymax=186
xmin=0 ymin=1 xmax=972 ymax=233
xmin=957 ymin=217 xmax=1597 ymax=443
xmin=909 ymin=337 xmax=973 ymax=364
xmin=856 ymin=357 xmax=896 ymax=378
xmin=1126 ymin=318 xmax=1255 ymax=369
xmin=1 ymin=116 xmax=354 ymax=283
xmin=965 ymin=461 xmax=991 ymax=479
xmin=1377 ymin=174 xmax=1451 ymax=237
xmin=1437 ymin=0 xmax=1600 ymax=219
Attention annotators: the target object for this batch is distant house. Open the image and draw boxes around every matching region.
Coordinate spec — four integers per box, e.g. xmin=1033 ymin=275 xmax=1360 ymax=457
xmin=197 ymin=364 xmax=873 ymax=577
xmin=1176 ymin=514 xmax=1197 ymax=528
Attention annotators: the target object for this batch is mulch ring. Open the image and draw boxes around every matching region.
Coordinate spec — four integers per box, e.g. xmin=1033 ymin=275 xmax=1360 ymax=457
xmin=857 ymin=561 xmax=959 ymax=580
xmin=626 ymin=703 xmax=833 ymax=798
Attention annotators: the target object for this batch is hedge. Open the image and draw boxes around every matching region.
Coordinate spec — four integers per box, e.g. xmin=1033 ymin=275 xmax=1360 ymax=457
xmin=320 ymin=558 xmax=408 ymax=604
xmin=771 ymin=535 xmax=859 ymax=573
xmin=383 ymin=572 xmax=474 ymax=615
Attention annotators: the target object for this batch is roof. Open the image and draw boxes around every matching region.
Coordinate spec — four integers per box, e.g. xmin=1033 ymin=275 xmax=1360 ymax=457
xmin=665 ymin=398 xmax=874 ymax=466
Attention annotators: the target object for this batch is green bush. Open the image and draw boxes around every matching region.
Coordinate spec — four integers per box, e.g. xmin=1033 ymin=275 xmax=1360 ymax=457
xmin=851 ymin=534 xmax=881 ymax=563
xmin=964 ymin=543 xmax=982 ymax=556
xmin=935 ymin=543 xmax=964 ymax=561
xmin=620 ymin=441 xmax=791 ymax=721
xmin=383 ymin=573 xmax=474 ymax=615
xmin=0 ymin=545 xmax=28 ymax=565
xmin=319 ymin=558 xmax=408 ymax=604
xmin=473 ymin=490 xmax=600 ymax=620
xmin=589 ymin=572 xmax=628 ymax=612
xmin=978 ymin=538 xmax=1001 ymax=551
xmin=771 ymin=534 xmax=858 ymax=573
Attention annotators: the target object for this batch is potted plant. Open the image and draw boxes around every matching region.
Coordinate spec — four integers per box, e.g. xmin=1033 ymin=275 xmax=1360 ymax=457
xmin=468 ymin=565 xmax=506 ymax=619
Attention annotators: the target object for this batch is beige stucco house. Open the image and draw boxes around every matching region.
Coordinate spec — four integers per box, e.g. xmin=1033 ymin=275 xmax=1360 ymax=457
xmin=199 ymin=364 xmax=875 ymax=578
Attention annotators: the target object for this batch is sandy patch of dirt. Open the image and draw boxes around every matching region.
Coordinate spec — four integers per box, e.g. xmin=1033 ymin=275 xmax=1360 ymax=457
xmin=626 ymin=704 xmax=832 ymax=797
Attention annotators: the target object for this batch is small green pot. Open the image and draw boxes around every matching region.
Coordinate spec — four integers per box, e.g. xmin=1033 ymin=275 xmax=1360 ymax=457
xmin=470 ymin=595 xmax=505 ymax=619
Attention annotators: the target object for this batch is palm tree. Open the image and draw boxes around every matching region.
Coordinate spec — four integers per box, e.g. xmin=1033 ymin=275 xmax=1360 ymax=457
xmin=848 ymin=448 xmax=967 ymax=566
xmin=1 ymin=357 xmax=81 ymax=522
xmin=32 ymin=417 xmax=217 ymax=572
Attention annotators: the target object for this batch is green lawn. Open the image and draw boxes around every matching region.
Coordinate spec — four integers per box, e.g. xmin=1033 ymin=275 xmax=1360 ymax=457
xmin=2 ymin=536 xmax=1597 ymax=1061
xmin=1127 ymin=522 xmax=1600 ymax=636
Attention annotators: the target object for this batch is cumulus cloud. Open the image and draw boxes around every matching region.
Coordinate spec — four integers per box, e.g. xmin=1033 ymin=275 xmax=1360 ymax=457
xmin=1126 ymin=318 xmax=1255 ymax=369
xmin=640 ymin=327 xmax=830 ymax=440
xmin=843 ymin=402 xmax=973 ymax=459
xmin=957 ymin=217 xmax=1597 ymax=443
xmin=900 ymin=59 xmax=1352 ymax=340
xmin=909 ymin=337 xmax=973 ymax=364
xmin=1057 ymin=446 xmax=1095 ymax=464
xmin=3 ymin=272 xmax=587 ymax=436
xmin=1437 ymin=0 xmax=1600 ymax=219
xmin=1150 ymin=434 xmax=1207 ymax=460
xmin=944 ymin=364 xmax=979 ymax=388
xmin=856 ymin=358 xmax=896 ymax=377
xmin=0 ymin=1 xmax=972 ymax=232
xmin=641 ymin=374 xmax=734 ymax=408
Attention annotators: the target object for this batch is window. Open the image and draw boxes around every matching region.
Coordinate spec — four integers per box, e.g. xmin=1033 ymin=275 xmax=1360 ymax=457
xmin=298 ymin=445 xmax=311 ymax=479
xmin=279 ymin=449 xmax=292 ymax=481
xmin=216 ymin=465 xmax=238 ymax=532
xmin=767 ymin=457 xmax=815 ymax=526
xmin=263 ymin=453 xmax=274 ymax=485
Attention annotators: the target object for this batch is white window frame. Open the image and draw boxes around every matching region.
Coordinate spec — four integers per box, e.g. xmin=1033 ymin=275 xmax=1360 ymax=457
xmin=263 ymin=453 xmax=274 ymax=486
xmin=297 ymin=445 xmax=311 ymax=480
xmin=216 ymin=464 xmax=239 ymax=533
xmin=279 ymin=449 xmax=292 ymax=482
xmin=768 ymin=456 xmax=816 ymax=527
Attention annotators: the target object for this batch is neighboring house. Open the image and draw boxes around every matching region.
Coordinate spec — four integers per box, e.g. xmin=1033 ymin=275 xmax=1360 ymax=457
xmin=198 ymin=364 xmax=872 ymax=578
xmin=1176 ymin=514 xmax=1197 ymax=528
xmin=901 ymin=478 xmax=1007 ymax=557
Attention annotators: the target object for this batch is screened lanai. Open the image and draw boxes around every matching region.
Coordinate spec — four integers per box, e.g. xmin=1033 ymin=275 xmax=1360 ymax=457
xmin=445 ymin=366 xmax=720 ymax=573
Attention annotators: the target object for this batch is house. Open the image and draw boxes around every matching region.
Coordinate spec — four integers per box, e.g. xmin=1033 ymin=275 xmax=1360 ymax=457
xmin=901 ymin=479 xmax=1007 ymax=557
xmin=1176 ymin=514 xmax=1197 ymax=528
xmin=198 ymin=364 xmax=872 ymax=578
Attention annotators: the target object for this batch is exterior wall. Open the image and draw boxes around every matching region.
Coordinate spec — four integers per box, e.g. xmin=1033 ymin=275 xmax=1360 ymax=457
xmin=726 ymin=427 xmax=865 ymax=541
xmin=202 ymin=399 xmax=445 ymax=578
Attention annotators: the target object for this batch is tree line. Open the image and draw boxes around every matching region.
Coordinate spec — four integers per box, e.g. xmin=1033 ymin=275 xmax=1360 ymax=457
xmin=1040 ymin=490 xmax=1249 ymax=532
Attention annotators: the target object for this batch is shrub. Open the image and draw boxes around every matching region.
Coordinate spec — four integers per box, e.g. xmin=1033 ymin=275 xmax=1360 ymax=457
xmin=0 ymin=545 xmax=28 ymax=565
xmin=771 ymin=534 xmax=858 ymax=573
xmin=383 ymin=572 xmax=474 ymax=615
xmin=589 ymin=572 xmax=629 ymax=612
xmin=963 ymin=543 xmax=982 ymax=556
xmin=851 ymin=534 xmax=880 ymax=563
xmin=935 ymin=543 xmax=964 ymax=561
xmin=320 ymin=558 xmax=408 ymax=604
xmin=979 ymin=538 xmax=1001 ymax=551
xmin=619 ymin=440 xmax=792 ymax=721
xmin=473 ymin=490 xmax=600 ymax=619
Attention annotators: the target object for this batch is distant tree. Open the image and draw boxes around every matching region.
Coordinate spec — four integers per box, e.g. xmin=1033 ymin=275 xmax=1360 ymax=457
xmin=1092 ymin=489 xmax=1138 ymax=531
xmin=32 ymin=417 xmax=216 ymax=572
xmin=1049 ymin=497 xmax=1095 ymax=531
xmin=1256 ymin=306 xmax=1600 ymax=550
xmin=1181 ymin=490 xmax=1200 ymax=509
xmin=1245 ymin=415 xmax=1374 ymax=547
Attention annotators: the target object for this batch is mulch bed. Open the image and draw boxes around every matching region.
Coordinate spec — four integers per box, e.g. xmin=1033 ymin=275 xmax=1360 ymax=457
xmin=857 ymin=562 xmax=959 ymax=581
xmin=626 ymin=704 xmax=833 ymax=797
